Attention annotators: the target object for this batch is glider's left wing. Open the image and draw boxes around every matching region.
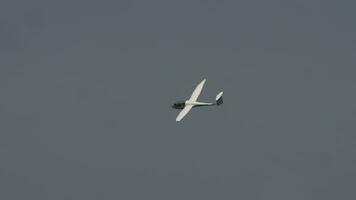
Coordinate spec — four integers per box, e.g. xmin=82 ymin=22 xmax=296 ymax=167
xmin=189 ymin=78 xmax=206 ymax=101
xmin=176 ymin=105 xmax=193 ymax=122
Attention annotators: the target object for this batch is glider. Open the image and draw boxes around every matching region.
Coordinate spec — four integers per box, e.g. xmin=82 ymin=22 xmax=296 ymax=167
xmin=172 ymin=78 xmax=223 ymax=122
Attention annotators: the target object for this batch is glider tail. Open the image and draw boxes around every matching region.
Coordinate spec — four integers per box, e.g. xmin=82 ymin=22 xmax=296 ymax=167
xmin=215 ymin=91 xmax=223 ymax=105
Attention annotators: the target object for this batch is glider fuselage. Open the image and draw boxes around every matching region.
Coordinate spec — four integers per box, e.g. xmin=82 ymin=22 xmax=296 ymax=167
xmin=172 ymin=101 xmax=214 ymax=110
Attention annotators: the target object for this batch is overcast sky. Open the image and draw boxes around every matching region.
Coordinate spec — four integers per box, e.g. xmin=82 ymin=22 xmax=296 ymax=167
xmin=1 ymin=0 xmax=356 ymax=199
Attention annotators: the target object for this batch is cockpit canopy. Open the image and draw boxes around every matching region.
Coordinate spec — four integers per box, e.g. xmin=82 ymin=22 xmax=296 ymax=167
xmin=172 ymin=101 xmax=185 ymax=109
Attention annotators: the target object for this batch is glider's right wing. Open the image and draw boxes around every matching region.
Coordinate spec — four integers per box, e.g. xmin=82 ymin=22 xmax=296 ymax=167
xmin=176 ymin=105 xmax=193 ymax=122
xmin=189 ymin=79 xmax=206 ymax=101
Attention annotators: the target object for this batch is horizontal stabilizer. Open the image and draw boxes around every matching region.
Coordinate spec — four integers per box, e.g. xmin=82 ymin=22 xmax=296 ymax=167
xmin=215 ymin=91 xmax=223 ymax=105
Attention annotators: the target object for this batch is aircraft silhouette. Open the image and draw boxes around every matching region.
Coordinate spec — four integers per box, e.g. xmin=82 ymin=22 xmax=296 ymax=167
xmin=172 ymin=79 xmax=223 ymax=122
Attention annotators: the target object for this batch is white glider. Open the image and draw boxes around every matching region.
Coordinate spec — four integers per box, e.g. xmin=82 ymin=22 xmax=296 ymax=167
xmin=172 ymin=79 xmax=223 ymax=122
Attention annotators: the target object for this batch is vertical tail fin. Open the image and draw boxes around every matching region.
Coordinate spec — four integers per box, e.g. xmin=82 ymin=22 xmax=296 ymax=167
xmin=215 ymin=91 xmax=223 ymax=105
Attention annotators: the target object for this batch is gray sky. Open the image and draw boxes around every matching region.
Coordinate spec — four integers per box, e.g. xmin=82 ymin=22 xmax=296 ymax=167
xmin=1 ymin=0 xmax=356 ymax=199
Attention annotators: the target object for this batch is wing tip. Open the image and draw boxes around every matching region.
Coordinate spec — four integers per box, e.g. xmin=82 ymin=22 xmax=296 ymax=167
xmin=175 ymin=116 xmax=182 ymax=122
xmin=198 ymin=78 xmax=206 ymax=87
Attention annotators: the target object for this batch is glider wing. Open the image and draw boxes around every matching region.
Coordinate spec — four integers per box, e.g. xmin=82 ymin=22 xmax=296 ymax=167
xmin=189 ymin=79 xmax=206 ymax=101
xmin=176 ymin=105 xmax=193 ymax=122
